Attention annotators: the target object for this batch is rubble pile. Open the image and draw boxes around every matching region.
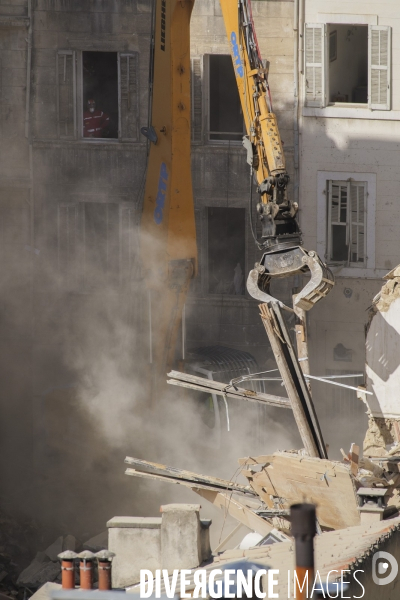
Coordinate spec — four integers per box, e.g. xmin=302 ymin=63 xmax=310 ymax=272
xmin=16 ymin=532 xmax=108 ymax=593
xmin=0 ymin=509 xmax=40 ymax=599
xmin=0 ymin=507 xmax=107 ymax=598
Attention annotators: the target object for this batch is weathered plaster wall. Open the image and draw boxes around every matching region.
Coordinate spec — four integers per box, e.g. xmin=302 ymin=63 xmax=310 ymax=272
xmin=298 ymin=0 xmax=400 ymax=449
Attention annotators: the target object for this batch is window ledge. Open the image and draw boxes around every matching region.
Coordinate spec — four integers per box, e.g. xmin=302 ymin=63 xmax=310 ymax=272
xmin=32 ymin=139 xmax=145 ymax=150
xmin=303 ymin=106 xmax=400 ymax=120
xmin=328 ymin=266 xmax=388 ymax=279
xmin=0 ymin=16 xmax=29 ymax=28
xmin=206 ymin=140 xmax=244 ymax=147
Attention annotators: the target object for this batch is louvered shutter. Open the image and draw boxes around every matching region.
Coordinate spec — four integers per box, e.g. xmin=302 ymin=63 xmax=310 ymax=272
xmin=349 ymin=182 xmax=366 ymax=265
xmin=120 ymin=205 xmax=137 ymax=284
xmin=58 ymin=204 xmax=78 ymax=288
xmin=327 ymin=181 xmax=348 ymax=262
xmin=191 ymin=57 xmax=203 ymax=143
xmin=304 ymin=24 xmax=326 ymax=108
xmin=327 ymin=180 xmax=367 ymax=265
xmin=57 ymin=51 xmax=76 ymax=139
xmin=119 ymin=53 xmax=139 ymax=140
xmin=369 ymin=26 xmax=391 ymax=110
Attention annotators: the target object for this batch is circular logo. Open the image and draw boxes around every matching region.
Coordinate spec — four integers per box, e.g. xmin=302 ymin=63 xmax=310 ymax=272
xmin=372 ymin=551 xmax=398 ymax=586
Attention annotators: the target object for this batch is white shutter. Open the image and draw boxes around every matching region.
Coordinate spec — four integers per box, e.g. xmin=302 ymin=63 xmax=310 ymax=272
xmin=118 ymin=53 xmax=139 ymax=140
xmin=304 ymin=24 xmax=326 ymax=108
xmin=349 ymin=182 xmax=366 ymax=265
xmin=120 ymin=205 xmax=137 ymax=284
xmin=58 ymin=204 xmax=78 ymax=288
xmin=327 ymin=180 xmax=367 ymax=265
xmin=191 ymin=57 xmax=203 ymax=143
xmin=327 ymin=180 xmax=348 ymax=261
xmin=56 ymin=51 xmax=76 ymax=139
xmin=368 ymin=26 xmax=391 ymax=110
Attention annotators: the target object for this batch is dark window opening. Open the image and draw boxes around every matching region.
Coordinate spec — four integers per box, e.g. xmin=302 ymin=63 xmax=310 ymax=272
xmin=209 ymin=55 xmax=243 ymax=141
xmin=84 ymin=203 xmax=119 ymax=288
xmin=208 ymin=207 xmax=245 ymax=294
xmin=328 ymin=24 xmax=368 ymax=104
xmin=327 ymin=181 xmax=366 ymax=265
xmin=82 ymin=52 xmax=118 ymax=138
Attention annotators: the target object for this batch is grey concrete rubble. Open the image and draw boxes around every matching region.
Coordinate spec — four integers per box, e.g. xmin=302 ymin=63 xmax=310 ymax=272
xmin=16 ymin=553 xmax=60 ymax=589
xmin=44 ymin=539 xmax=63 ymax=563
xmin=82 ymin=532 xmax=108 ymax=553
xmin=16 ymin=533 xmax=105 ymax=591
xmin=108 ymin=505 xmax=212 ymax=589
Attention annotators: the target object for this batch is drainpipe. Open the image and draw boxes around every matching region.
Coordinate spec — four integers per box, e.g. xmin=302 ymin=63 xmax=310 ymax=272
xmin=293 ymin=0 xmax=300 ymax=211
xmin=25 ymin=0 xmax=32 ymax=139
xmin=299 ymin=0 xmax=305 ymax=75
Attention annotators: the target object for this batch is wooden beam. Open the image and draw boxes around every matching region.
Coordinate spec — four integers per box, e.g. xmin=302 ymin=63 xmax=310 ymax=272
xmin=293 ymin=295 xmax=312 ymax=394
xmin=167 ymin=370 xmax=291 ymax=409
xmin=192 ymin=488 xmax=274 ymax=537
xmin=125 ymin=456 xmax=256 ymax=496
xmin=259 ymin=303 xmax=325 ymax=458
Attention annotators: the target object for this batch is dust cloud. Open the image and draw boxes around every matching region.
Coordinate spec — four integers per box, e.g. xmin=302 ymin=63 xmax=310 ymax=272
xmin=0 ymin=203 xmax=299 ymax=557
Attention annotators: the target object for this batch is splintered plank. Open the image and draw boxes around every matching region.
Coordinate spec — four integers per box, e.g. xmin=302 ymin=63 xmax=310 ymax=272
xmin=124 ymin=456 xmax=256 ymax=496
xmin=167 ymin=370 xmax=291 ymax=409
xmin=241 ymin=452 xmax=360 ymax=530
xmin=192 ymin=488 xmax=274 ymax=537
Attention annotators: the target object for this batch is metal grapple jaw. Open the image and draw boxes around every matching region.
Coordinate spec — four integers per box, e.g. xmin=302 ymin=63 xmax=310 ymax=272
xmin=246 ymin=246 xmax=335 ymax=311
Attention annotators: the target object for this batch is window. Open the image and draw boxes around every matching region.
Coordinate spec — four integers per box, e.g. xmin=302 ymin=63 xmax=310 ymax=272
xmin=191 ymin=57 xmax=203 ymax=143
xmin=305 ymin=24 xmax=391 ymax=109
xmin=56 ymin=50 xmax=139 ymax=140
xmin=207 ymin=207 xmax=245 ymax=294
xmin=328 ymin=25 xmax=368 ymax=103
xmin=317 ymin=171 xmax=376 ymax=275
xmin=207 ymin=55 xmax=244 ymax=142
xmin=58 ymin=204 xmax=80 ymax=289
xmin=57 ymin=202 xmax=137 ymax=291
xmin=327 ymin=180 xmax=366 ymax=266
xmin=82 ymin=52 xmax=118 ymax=139
xmin=57 ymin=51 xmax=76 ymax=139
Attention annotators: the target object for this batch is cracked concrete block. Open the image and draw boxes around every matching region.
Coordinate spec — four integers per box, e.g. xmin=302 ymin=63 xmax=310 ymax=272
xmin=107 ymin=516 xmax=162 ymax=588
xmin=160 ymin=504 xmax=211 ymax=571
xmin=62 ymin=535 xmax=76 ymax=552
xmin=83 ymin=531 xmax=108 ymax=552
xmin=44 ymin=537 xmax=63 ymax=561
xmin=17 ymin=553 xmax=60 ymax=587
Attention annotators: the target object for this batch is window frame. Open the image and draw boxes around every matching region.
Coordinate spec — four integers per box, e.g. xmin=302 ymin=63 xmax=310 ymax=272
xmin=56 ymin=50 xmax=77 ymax=139
xmin=304 ymin=22 xmax=391 ymax=111
xmin=191 ymin=56 xmax=204 ymax=144
xmin=202 ymin=204 xmax=248 ymax=297
xmin=203 ymin=54 xmax=245 ymax=145
xmin=317 ymin=171 xmax=377 ymax=278
xmin=326 ymin=180 xmax=367 ymax=267
xmin=57 ymin=201 xmax=137 ymax=292
xmin=59 ymin=49 xmax=139 ymax=143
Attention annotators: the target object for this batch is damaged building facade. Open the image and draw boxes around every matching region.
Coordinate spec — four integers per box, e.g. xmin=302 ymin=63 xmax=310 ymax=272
xmin=1 ymin=0 xmax=400 ymax=530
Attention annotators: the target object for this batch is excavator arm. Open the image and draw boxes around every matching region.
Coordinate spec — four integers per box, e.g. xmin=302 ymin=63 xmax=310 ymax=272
xmin=219 ymin=0 xmax=334 ymax=310
xmin=140 ymin=0 xmax=197 ymax=393
xmin=139 ymin=0 xmax=334 ymax=405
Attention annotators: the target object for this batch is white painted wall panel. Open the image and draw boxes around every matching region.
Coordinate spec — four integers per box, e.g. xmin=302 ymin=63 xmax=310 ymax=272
xmin=366 ymin=297 xmax=400 ymax=418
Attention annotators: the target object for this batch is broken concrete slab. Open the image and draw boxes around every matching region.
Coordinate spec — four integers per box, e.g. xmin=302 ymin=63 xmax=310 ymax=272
xmin=83 ymin=531 xmax=107 ymax=552
xmin=44 ymin=537 xmax=63 ymax=562
xmin=160 ymin=504 xmax=209 ymax=572
xmin=62 ymin=535 xmax=76 ymax=552
xmin=17 ymin=552 xmax=60 ymax=588
xmin=108 ymin=516 xmax=162 ymax=588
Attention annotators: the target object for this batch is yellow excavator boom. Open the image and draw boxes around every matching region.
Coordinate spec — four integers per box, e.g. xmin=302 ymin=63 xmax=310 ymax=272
xmin=140 ymin=0 xmax=197 ymax=385
xmin=139 ymin=0 xmax=334 ymax=399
